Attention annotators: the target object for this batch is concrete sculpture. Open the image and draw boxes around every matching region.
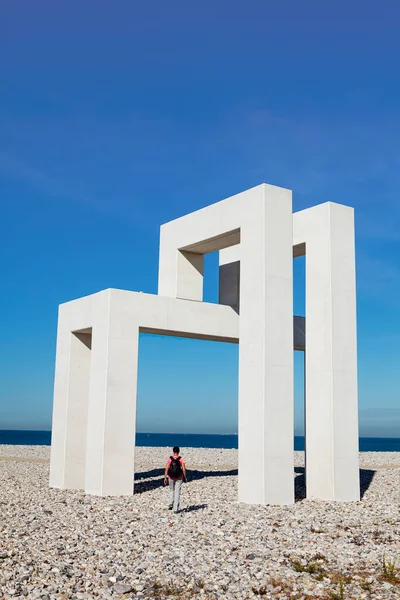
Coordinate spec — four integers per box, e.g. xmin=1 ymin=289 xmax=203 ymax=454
xmin=50 ymin=184 xmax=360 ymax=505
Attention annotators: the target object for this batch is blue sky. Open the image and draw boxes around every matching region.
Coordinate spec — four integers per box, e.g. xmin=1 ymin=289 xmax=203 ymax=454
xmin=1 ymin=1 xmax=399 ymax=436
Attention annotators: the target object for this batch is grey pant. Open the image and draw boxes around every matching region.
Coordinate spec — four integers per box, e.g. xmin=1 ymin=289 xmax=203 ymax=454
xmin=168 ymin=478 xmax=183 ymax=512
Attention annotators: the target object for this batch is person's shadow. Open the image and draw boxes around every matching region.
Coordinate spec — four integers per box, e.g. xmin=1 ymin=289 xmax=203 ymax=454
xmin=181 ymin=504 xmax=208 ymax=513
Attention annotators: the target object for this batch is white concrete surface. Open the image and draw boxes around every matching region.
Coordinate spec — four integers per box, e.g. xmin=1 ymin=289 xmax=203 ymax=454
xmin=50 ymin=294 xmax=95 ymax=491
xmin=219 ymin=202 xmax=360 ymax=502
xmin=158 ymin=185 xmax=294 ymax=505
xmin=50 ymin=184 xmax=359 ymax=505
xmin=50 ymin=290 xmax=239 ymax=496
xmin=294 ymin=203 xmax=360 ymax=502
xmin=218 ymin=251 xmax=305 ymax=351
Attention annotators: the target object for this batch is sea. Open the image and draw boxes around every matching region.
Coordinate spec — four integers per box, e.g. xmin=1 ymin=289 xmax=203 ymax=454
xmin=0 ymin=430 xmax=399 ymax=452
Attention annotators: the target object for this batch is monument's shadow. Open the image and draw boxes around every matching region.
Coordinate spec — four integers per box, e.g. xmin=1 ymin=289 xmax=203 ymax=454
xmin=135 ymin=467 xmax=376 ymax=501
xmin=294 ymin=467 xmax=376 ymax=501
xmin=133 ymin=467 xmax=238 ymax=494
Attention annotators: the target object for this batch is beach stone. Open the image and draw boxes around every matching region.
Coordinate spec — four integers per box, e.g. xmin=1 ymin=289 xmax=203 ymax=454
xmin=113 ymin=583 xmax=134 ymax=594
xmin=0 ymin=445 xmax=399 ymax=600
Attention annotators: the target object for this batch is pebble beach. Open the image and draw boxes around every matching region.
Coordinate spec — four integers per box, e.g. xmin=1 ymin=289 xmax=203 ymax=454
xmin=0 ymin=446 xmax=399 ymax=600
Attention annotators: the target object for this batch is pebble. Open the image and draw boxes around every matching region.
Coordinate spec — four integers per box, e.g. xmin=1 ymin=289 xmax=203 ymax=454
xmin=0 ymin=445 xmax=399 ymax=599
xmin=113 ymin=583 xmax=134 ymax=594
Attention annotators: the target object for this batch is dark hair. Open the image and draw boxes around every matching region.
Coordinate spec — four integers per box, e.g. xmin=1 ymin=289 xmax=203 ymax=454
xmin=173 ymin=446 xmax=180 ymax=454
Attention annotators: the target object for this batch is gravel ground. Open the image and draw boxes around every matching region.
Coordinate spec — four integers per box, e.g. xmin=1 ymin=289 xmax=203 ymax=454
xmin=0 ymin=446 xmax=399 ymax=600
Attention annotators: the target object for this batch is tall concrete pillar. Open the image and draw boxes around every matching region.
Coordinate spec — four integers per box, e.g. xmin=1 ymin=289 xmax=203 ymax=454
xmin=49 ymin=324 xmax=92 ymax=490
xmin=240 ymin=190 xmax=294 ymax=505
xmin=85 ymin=291 xmax=139 ymax=496
xmin=300 ymin=203 xmax=359 ymax=501
xmin=49 ymin=292 xmax=97 ymax=492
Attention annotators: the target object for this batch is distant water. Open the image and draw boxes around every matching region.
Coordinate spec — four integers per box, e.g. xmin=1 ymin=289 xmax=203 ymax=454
xmin=0 ymin=430 xmax=399 ymax=452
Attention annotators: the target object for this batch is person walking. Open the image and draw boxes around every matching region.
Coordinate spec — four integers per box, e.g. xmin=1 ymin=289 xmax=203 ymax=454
xmin=164 ymin=446 xmax=187 ymax=513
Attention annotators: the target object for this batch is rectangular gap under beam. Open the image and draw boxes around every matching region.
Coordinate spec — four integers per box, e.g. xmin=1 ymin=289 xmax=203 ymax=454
xmin=181 ymin=229 xmax=240 ymax=254
xmin=139 ymin=327 xmax=239 ymax=344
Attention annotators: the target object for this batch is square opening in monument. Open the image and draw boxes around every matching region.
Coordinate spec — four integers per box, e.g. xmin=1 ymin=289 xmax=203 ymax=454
xmin=176 ymin=229 xmax=240 ymax=308
xmin=137 ymin=333 xmax=239 ymax=438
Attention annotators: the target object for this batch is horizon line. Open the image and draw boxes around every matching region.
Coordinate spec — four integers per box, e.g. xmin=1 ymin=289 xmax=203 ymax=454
xmin=0 ymin=428 xmax=398 ymax=439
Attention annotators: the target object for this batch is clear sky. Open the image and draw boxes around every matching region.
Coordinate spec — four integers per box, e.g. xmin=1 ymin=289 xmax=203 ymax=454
xmin=1 ymin=1 xmax=399 ymax=437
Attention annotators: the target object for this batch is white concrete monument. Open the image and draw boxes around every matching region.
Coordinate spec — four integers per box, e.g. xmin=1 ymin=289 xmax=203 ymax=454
xmin=50 ymin=184 xmax=360 ymax=505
